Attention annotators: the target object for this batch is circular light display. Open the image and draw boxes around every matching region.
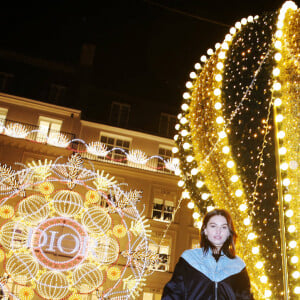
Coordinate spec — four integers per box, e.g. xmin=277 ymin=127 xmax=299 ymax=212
xmin=0 ymin=154 xmax=157 ymax=300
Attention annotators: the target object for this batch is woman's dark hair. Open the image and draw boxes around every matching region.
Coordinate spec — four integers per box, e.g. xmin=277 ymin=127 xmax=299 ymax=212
xmin=200 ymin=209 xmax=237 ymax=258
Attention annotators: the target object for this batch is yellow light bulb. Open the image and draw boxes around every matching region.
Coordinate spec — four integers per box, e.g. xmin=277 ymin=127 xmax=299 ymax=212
xmin=291 ymin=256 xmax=298 ymax=264
xmin=193 ymin=212 xmax=200 ymax=219
xmin=260 ymin=276 xmax=267 ymax=283
xmin=239 ymin=204 xmax=247 ymax=211
xmin=196 ymin=180 xmax=204 ymax=188
xmin=278 ymin=131 xmax=285 ymax=139
xmin=216 ymin=116 xmax=224 ymax=124
xmin=187 ymin=201 xmax=194 ymax=209
xmin=274 ymin=52 xmax=282 ymax=61
xmin=172 ymin=147 xmax=178 ymax=154
xmin=273 ymin=68 xmax=280 ymax=76
xmin=214 ymin=88 xmax=221 ymax=96
xmin=285 ymin=209 xmax=293 ymax=217
xmin=230 ymin=175 xmax=238 ymax=182
xmin=227 ymin=160 xmax=234 ymax=168
xmin=252 ymin=247 xmax=259 ymax=254
xmin=276 ymin=114 xmax=283 ymax=122
xmin=222 ymin=146 xmax=230 ymax=154
xmin=289 ymin=241 xmax=297 ymax=248
xmin=279 ymin=147 xmax=287 ymax=155
xmin=282 ymin=178 xmax=290 ymax=186
xmin=178 ymin=180 xmax=184 ymax=187
xmin=256 ymin=261 xmax=263 ymax=269
xmin=215 ymin=102 xmax=222 ymax=110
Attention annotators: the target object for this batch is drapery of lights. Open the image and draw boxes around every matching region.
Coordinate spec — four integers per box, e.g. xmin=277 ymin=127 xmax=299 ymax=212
xmin=174 ymin=1 xmax=299 ymax=299
xmin=0 ymin=154 xmax=159 ymax=300
xmin=272 ymin=1 xmax=299 ymax=296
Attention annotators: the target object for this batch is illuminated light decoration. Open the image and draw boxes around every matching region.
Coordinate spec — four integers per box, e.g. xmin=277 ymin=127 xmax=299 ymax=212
xmin=187 ymin=201 xmax=194 ymax=209
xmin=189 ymin=72 xmax=197 ymax=79
xmin=73 ymin=263 xmax=104 ymax=293
xmin=186 ymin=155 xmax=194 ymax=162
xmin=53 ymin=190 xmax=83 ymax=217
xmin=177 ymin=180 xmax=184 ymax=188
xmin=127 ymin=150 xmax=148 ymax=164
xmin=107 ymin=266 xmax=121 ymax=281
xmin=291 ymin=256 xmax=299 ymax=264
xmin=39 ymin=182 xmax=54 ymax=195
xmin=191 ymin=168 xmax=198 ymax=175
xmin=279 ymin=146 xmax=287 ymax=155
xmin=19 ymin=286 xmax=34 ymax=300
xmin=214 ymin=102 xmax=222 ymax=110
xmin=173 ymin=2 xmax=299 ymax=298
xmin=218 ymin=131 xmax=227 ymax=139
xmin=207 ymin=48 xmax=214 ymax=55
xmin=194 ymin=63 xmax=201 ymax=70
xmin=192 ymin=212 xmax=200 ymax=219
xmin=18 ymin=195 xmax=49 ymax=224
xmin=274 ymin=98 xmax=282 ymax=106
xmin=180 ymin=117 xmax=188 ymax=125
xmin=47 ymin=133 xmax=70 ymax=148
xmin=256 ymin=262 xmax=264 ymax=269
xmin=181 ymin=103 xmax=189 ymax=111
xmin=196 ymin=180 xmax=204 ymax=188
xmin=239 ymin=204 xmax=247 ymax=211
xmin=5 ymin=123 xmax=29 ymax=139
xmin=28 ymin=159 xmax=53 ymax=180
xmin=183 ymin=92 xmax=190 ymax=99
xmin=186 ymin=81 xmax=193 ymax=89
xmin=86 ymin=141 xmax=109 ymax=157
xmin=182 ymin=190 xmax=190 ymax=199
xmin=0 ymin=155 xmax=152 ymax=299
xmin=292 ymin=271 xmax=300 ymax=279
xmin=6 ymin=253 xmax=39 ymax=284
xmin=200 ymin=55 xmax=207 ymax=62
xmin=207 ymin=206 xmax=215 ymax=212
xmin=85 ymin=190 xmax=100 ymax=204
xmin=216 ymin=116 xmax=224 ymax=124
xmin=93 ymin=169 xmax=117 ymax=191
xmin=180 ymin=129 xmax=189 ymax=136
xmin=201 ymin=193 xmax=210 ymax=200
xmin=0 ymin=205 xmax=14 ymax=219
xmin=36 ymin=271 xmax=69 ymax=299
xmin=284 ymin=194 xmax=292 ymax=202
xmin=252 ymin=247 xmax=259 ymax=254
xmin=226 ymin=160 xmax=235 ymax=168
xmin=172 ymin=147 xmax=179 ymax=153
xmin=165 ymin=158 xmax=180 ymax=172
xmin=113 ymin=224 xmax=127 ymax=238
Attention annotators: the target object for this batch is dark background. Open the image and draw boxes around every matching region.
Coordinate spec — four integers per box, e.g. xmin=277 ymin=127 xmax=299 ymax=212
xmin=0 ymin=0 xmax=297 ymax=132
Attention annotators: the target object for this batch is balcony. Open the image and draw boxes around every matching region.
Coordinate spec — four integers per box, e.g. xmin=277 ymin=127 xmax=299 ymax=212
xmin=0 ymin=119 xmax=178 ymax=176
xmin=0 ymin=119 xmax=76 ymax=148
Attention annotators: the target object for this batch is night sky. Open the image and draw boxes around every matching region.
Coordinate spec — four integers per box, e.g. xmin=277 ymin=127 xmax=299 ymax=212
xmin=1 ymin=0 xmax=297 ymax=112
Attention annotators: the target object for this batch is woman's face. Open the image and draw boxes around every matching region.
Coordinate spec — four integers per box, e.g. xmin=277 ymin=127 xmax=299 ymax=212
xmin=204 ymin=215 xmax=230 ymax=250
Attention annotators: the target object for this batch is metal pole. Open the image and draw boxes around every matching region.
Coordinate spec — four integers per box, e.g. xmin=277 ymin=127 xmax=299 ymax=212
xmin=273 ymin=104 xmax=289 ymax=299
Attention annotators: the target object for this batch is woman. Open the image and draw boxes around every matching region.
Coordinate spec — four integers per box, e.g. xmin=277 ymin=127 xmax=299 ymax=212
xmin=162 ymin=209 xmax=253 ymax=299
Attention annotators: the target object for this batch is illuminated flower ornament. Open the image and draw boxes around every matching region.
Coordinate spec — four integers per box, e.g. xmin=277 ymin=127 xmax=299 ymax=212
xmin=0 ymin=154 xmax=153 ymax=299
xmin=175 ymin=1 xmax=299 ymax=299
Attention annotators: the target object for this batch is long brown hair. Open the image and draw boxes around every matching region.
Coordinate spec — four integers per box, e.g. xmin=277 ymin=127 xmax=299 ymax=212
xmin=200 ymin=209 xmax=237 ymax=258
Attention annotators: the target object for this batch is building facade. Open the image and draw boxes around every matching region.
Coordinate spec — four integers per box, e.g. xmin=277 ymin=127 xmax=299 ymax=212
xmin=0 ymin=93 xmax=199 ymax=299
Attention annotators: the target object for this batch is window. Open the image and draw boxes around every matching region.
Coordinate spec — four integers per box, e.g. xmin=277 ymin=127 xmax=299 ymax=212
xmin=36 ymin=116 xmax=62 ymax=143
xmin=109 ymin=102 xmax=130 ymax=127
xmin=152 ymin=198 xmax=174 ymax=222
xmin=157 ymin=146 xmax=173 ymax=173
xmin=49 ymin=84 xmax=66 ymax=103
xmin=0 ymin=72 xmax=14 ymax=92
xmin=149 ymin=239 xmax=171 ymax=272
xmin=0 ymin=107 xmax=8 ymax=133
xmin=159 ymin=113 xmax=177 ymax=138
xmin=100 ymin=133 xmax=130 ymax=164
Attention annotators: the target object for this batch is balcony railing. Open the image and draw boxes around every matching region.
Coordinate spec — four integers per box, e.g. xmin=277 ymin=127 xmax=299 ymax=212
xmin=0 ymin=119 xmax=76 ymax=148
xmin=0 ymin=119 xmax=178 ymax=176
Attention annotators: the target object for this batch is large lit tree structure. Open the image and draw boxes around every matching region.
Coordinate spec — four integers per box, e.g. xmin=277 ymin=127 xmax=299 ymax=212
xmin=173 ymin=1 xmax=299 ymax=299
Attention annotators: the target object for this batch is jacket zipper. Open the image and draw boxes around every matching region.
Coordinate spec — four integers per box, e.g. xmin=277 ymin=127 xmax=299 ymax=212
xmin=215 ymin=281 xmax=218 ymax=300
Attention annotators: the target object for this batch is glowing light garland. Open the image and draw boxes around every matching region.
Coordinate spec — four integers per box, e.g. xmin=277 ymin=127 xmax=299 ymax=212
xmin=0 ymin=154 xmax=158 ymax=299
xmin=174 ymin=1 xmax=299 ymax=299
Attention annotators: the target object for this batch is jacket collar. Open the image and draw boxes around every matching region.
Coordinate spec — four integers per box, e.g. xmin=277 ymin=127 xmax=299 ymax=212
xmin=181 ymin=247 xmax=245 ymax=282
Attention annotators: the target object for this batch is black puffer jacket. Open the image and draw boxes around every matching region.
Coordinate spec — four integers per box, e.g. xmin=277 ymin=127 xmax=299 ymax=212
xmin=162 ymin=248 xmax=253 ymax=300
